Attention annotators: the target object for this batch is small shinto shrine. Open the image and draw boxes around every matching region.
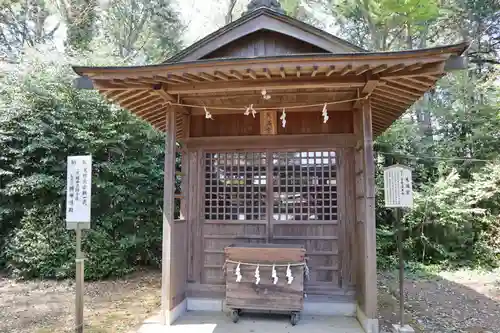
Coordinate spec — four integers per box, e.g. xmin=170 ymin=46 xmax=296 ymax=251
xmin=73 ymin=1 xmax=468 ymax=332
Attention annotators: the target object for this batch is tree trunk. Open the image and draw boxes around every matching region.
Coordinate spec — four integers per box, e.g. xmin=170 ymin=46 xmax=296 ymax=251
xmin=225 ymin=0 xmax=237 ymax=24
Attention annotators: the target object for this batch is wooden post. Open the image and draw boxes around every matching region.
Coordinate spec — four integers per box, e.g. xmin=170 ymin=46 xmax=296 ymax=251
xmin=361 ymin=100 xmax=377 ymax=318
xmin=161 ymin=109 xmax=176 ymax=325
xmin=75 ymin=224 xmax=84 ymax=333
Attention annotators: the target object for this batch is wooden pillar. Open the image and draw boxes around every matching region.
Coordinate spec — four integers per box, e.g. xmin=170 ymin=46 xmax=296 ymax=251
xmin=161 ymin=109 xmax=176 ymax=325
xmin=361 ymin=100 xmax=377 ymax=318
xmin=353 ymin=100 xmax=378 ymax=332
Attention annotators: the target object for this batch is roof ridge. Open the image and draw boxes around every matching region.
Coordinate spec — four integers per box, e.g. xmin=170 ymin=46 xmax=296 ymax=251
xmin=164 ymin=7 xmax=365 ymax=63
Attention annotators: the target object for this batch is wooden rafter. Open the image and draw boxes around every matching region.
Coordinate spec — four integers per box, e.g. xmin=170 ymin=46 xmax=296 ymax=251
xmin=198 ymin=72 xmax=216 ymax=81
xmin=230 ymin=70 xmax=244 ymax=80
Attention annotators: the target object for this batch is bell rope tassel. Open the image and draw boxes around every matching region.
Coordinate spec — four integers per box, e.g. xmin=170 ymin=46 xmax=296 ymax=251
xmin=286 ymin=264 xmax=293 ymax=284
xmin=271 ymin=264 xmax=278 ymax=284
xmin=255 ymin=265 xmax=260 ymax=285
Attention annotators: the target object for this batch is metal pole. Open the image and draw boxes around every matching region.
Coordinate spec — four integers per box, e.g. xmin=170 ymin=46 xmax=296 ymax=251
xmin=395 ymin=208 xmax=405 ymax=326
xmin=75 ymin=224 xmax=84 ymax=333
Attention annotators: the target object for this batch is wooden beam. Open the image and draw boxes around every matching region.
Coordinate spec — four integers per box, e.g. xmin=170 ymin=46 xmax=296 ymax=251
xmin=372 ymin=88 xmax=414 ymax=104
xmin=229 ymin=70 xmax=244 ymax=80
xmin=115 ymin=91 xmax=149 ymax=105
xmin=167 ymin=77 xmax=366 ymax=95
xmin=167 ymin=74 xmax=190 ymax=84
xmin=214 ymin=71 xmax=230 ymax=81
xmin=185 ymin=134 xmax=357 ymax=150
xmin=280 ymin=67 xmax=286 ymax=78
xmin=183 ymin=73 xmax=203 ymax=82
xmin=125 ymin=94 xmax=161 ymax=110
xmin=370 ymin=64 xmax=387 ymax=75
xmin=154 ymin=75 xmax=180 ymax=85
xmin=361 ymin=79 xmax=381 ymax=95
xmin=132 ymin=101 xmax=164 ymax=115
xmin=93 ymin=80 xmax=151 ymax=90
xmin=247 ymin=69 xmax=257 ymax=80
xmin=106 ymin=89 xmax=140 ymax=102
xmin=381 ymin=62 xmax=445 ymax=79
xmin=354 ymin=65 xmax=371 ymax=76
xmin=198 ymin=72 xmax=216 ymax=82
xmin=311 ymin=66 xmax=318 ymax=77
xmin=189 ymin=103 xmax=352 ymax=115
xmin=185 ymin=89 xmax=353 ymax=101
xmin=382 ymin=78 xmax=429 ymax=92
xmin=340 ymin=65 xmax=352 ymax=76
xmin=262 ymin=68 xmax=271 ymax=79
xmin=381 ymin=82 xmax=424 ymax=97
xmin=326 ymin=65 xmax=336 ymax=76
xmin=161 ymin=109 xmax=176 ymax=325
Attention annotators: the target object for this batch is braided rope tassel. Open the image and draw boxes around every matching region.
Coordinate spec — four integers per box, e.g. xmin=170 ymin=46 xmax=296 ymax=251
xmin=286 ymin=264 xmax=294 ymax=284
xmin=322 ymin=103 xmax=329 ymax=123
xmin=271 ymin=264 xmax=278 ymax=284
xmin=255 ymin=265 xmax=260 ymax=285
xmin=235 ymin=262 xmax=242 ymax=282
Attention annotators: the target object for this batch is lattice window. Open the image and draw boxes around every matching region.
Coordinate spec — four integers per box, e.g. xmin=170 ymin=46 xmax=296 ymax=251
xmin=272 ymin=151 xmax=337 ymax=221
xmin=204 ymin=152 xmax=267 ymax=220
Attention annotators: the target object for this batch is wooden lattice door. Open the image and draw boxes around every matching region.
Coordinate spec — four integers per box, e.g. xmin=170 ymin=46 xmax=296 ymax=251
xmin=202 ymin=151 xmax=339 ymax=290
xmin=269 ymin=151 xmax=340 ymax=291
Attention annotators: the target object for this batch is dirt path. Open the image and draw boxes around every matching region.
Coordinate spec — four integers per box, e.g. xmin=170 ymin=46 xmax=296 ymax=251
xmin=377 ymin=269 xmax=500 ymax=333
xmin=0 ymin=270 xmax=161 ymax=333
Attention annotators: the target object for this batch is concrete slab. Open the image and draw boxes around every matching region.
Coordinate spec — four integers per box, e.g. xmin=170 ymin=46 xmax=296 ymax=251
xmin=137 ymin=311 xmax=365 ymax=333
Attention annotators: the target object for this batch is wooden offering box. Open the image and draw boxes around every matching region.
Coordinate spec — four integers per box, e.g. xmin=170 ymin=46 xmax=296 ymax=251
xmin=224 ymin=243 xmax=306 ymax=324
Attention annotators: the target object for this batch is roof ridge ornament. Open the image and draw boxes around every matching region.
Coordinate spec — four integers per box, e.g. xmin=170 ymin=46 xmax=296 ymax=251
xmin=244 ymin=0 xmax=286 ymax=15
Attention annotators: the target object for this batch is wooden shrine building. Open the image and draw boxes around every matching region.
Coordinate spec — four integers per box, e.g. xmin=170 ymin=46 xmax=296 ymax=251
xmin=73 ymin=1 xmax=468 ymax=332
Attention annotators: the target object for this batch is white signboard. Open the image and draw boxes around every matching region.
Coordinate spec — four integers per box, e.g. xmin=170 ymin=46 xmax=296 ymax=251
xmin=384 ymin=165 xmax=413 ymax=208
xmin=66 ymin=155 xmax=92 ymax=229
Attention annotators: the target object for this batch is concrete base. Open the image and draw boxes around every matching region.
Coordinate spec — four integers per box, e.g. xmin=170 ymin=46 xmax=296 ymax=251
xmin=187 ymin=297 xmax=356 ymax=316
xmin=137 ymin=311 xmax=365 ymax=333
xmin=356 ymin=305 xmax=379 ymax=333
xmin=392 ymin=324 xmax=415 ymax=333
xmin=169 ymin=299 xmax=187 ymax=324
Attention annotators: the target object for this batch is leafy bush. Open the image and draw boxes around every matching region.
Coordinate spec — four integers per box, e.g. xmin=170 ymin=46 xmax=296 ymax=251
xmin=0 ymin=52 xmax=167 ymax=279
xmin=376 ymin=163 xmax=500 ymax=269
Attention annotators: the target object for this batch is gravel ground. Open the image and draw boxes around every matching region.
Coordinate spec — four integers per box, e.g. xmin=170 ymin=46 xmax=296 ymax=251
xmin=1 ymin=269 xmax=499 ymax=333
xmin=377 ymin=269 xmax=500 ymax=333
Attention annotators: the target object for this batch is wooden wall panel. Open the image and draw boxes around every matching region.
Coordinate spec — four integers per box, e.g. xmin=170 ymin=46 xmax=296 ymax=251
xmin=278 ymin=111 xmax=353 ymax=135
xmin=202 ymin=221 xmax=267 ymax=284
xmin=202 ymin=30 xmax=327 ymax=59
xmin=190 ymin=114 xmax=261 ymax=137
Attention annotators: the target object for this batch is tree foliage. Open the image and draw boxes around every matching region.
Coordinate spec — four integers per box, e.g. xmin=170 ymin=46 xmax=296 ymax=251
xmin=102 ymin=0 xmax=183 ymax=63
xmin=0 ymin=53 xmax=166 ymax=279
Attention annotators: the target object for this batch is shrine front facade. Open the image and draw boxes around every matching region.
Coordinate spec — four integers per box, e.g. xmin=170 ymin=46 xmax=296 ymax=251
xmin=73 ymin=2 xmax=468 ymax=332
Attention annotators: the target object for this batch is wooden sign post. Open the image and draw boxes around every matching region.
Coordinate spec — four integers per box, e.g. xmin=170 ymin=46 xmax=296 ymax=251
xmin=66 ymin=155 xmax=92 ymax=333
xmin=383 ymin=165 xmax=413 ymax=333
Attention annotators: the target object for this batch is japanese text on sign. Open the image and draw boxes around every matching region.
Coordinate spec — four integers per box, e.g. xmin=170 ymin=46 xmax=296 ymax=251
xmin=66 ymin=155 xmax=92 ymax=228
xmin=383 ymin=165 xmax=413 ymax=208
